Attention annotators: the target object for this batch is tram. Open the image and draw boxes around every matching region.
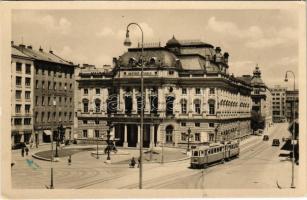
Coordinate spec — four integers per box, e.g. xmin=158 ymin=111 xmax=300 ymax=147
xmin=190 ymin=140 xmax=240 ymax=169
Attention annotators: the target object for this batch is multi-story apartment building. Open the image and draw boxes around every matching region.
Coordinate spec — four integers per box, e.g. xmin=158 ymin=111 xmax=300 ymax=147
xmin=75 ymin=37 xmax=252 ymax=147
xmin=270 ymin=85 xmax=287 ymax=122
xmin=238 ymin=66 xmax=273 ymax=128
xmin=285 ymin=90 xmax=299 ymax=122
xmin=12 ymin=43 xmax=75 ymax=144
xmin=11 ymin=43 xmax=35 ymax=146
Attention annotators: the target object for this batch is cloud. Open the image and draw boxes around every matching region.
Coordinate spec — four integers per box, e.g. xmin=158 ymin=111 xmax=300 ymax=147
xmin=229 ymin=60 xmax=255 ymax=76
xmin=96 ymin=27 xmax=115 ymax=37
xmin=40 ymin=15 xmax=72 ymax=35
xmin=207 ymin=17 xmax=263 ymax=39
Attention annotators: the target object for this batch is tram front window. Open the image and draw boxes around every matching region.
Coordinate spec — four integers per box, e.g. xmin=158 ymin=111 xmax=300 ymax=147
xmin=193 ymin=151 xmax=199 ymax=157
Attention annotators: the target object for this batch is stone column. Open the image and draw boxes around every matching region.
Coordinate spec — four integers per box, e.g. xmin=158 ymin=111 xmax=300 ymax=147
xmin=150 ymin=124 xmax=155 ymax=148
xmin=119 ymin=87 xmax=125 ymax=113
xmin=136 ymin=124 xmax=141 ymax=148
xmin=158 ymin=87 xmax=164 ymax=116
xmin=123 ymin=124 xmax=128 ymax=147
xmin=132 ymin=88 xmax=137 ymax=113
xmin=145 ymin=88 xmax=150 ymax=114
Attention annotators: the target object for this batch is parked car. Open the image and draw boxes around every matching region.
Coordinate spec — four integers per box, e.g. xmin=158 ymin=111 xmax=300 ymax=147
xmin=11 ymin=142 xmax=26 ymax=150
xmin=263 ymin=135 xmax=269 ymax=141
xmin=272 ymin=139 xmax=280 ymax=146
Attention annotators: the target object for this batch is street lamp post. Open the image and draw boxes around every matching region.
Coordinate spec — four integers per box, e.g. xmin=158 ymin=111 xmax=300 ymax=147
xmin=96 ymin=136 xmax=99 ymax=159
xmin=124 ymin=22 xmax=144 ymax=189
xmin=284 ymin=70 xmax=296 ymax=189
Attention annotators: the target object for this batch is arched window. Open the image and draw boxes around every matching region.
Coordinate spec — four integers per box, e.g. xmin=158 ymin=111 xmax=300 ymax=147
xmin=208 ymin=99 xmax=215 ymax=115
xmin=166 ymin=96 xmax=175 ymax=116
xmin=165 ymin=125 xmax=173 ymax=143
xmin=125 ymin=95 xmax=132 ymax=114
xmin=149 ymin=57 xmax=157 ymax=65
xmin=181 ymin=99 xmax=187 ymax=114
xmin=194 ymin=99 xmax=201 ymax=114
xmin=82 ymin=99 xmax=89 ymax=113
xmin=129 ymin=57 xmax=137 ymax=66
xmin=95 ymin=98 xmax=101 ymax=112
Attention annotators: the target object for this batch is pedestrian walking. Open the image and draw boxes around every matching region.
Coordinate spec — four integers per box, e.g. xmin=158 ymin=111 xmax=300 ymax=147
xmin=137 ymin=157 xmax=141 ymax=168
xmin=25 ymin=146 xmax=29 ymax=156
xmin=129 ymin=157 xmax=136 ymax=168
xmin=68 ymin=155 xmax=72 ymax=166
xmin=21 ymin=147 xmax=25 ymax=157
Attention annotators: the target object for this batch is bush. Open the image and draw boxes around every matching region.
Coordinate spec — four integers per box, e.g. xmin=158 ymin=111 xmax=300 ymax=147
xmin=73 ymin=139 xmax=77 ymax=144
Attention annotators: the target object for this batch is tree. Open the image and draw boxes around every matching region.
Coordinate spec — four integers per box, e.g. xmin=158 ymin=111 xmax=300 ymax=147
xmin=251 ymin=110 xmax=265 ymax=133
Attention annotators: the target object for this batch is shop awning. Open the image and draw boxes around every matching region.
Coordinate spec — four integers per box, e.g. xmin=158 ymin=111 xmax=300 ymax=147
xmin=43 ymin=130 xmax=52 ymax=135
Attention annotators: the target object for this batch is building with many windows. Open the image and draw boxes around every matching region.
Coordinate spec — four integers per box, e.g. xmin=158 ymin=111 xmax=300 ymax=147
xmin=238 ymin=66 xmax=273 ymax=129
xmin=75 ymin=37 xmax=252 ymax=147
xmin=270 ymin=85 xmax=287 ymax=122
xmin=11 ymin=43 xmax=35 ymax=146
xmin=285 ymin=90 xmax=299 ymax=122
xmin=12 ymin=43 xmax=76 ymax=145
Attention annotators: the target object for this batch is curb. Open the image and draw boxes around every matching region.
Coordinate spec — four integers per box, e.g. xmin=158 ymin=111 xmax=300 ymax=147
xmin=32 ymin=154 xmax=60 ymax=162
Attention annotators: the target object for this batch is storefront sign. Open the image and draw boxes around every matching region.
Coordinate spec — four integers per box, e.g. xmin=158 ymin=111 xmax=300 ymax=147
xmin=123 ymin=71 xmax=157 ymax=77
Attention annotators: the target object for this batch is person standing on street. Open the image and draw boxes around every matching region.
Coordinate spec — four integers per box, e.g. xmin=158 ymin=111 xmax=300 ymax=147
xmin=25 ymin=146 xmax=29 ymax=156
xmin=21 ymin=147 xmax=25 ymax=157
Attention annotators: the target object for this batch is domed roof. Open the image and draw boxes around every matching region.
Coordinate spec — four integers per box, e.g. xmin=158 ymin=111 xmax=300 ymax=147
xmin=166 ymin=35 xmax=180 ymax=46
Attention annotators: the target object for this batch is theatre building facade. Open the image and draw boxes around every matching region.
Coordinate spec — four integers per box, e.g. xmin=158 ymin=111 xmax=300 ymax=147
xmin=75 ymin=37 xmax=252 ymax=147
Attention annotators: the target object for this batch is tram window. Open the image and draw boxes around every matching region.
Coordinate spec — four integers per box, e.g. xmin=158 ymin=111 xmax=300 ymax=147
xmin=213 ymin=148 xmax=216 ymax=153
xmin=204 ymin=151 xmax=207 ymax=156
xmin=200 ymin=151 xmax=203 ymax=156
xmin=193 ymin=151 xmax=199 ymax=156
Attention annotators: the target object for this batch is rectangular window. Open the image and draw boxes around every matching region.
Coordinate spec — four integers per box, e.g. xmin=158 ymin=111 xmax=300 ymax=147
xmin=35 ymin=96 xmax=39 ymax=105
xmin=59 ymin=112 xmax=62 ymax=121
xmin=54 ymin=82 xmax=57 ymax=90
xmin=16 ymin=90 xmax=22 ymax=99
xmin=24 ymin=118 xmax=31 ymax=125
xmin=42 ymin=69 xmax=45 ymax=75
xmin=209 ymin=104 xmax=215 ymax=114
xmin=83 ymin=120 xmax=88 ymax=124
xmin=64 ymin=112 xmax=67 ymax=121
xmin=25 ymin=91 xmax=30 ymax=99
xmin=195 ymin=103 xmax=201 ymax=114
xmin=95 ymin=119 xmax=99 ymax=124
xmin=14 ymin=118 xmax=22 ymax=125
xmin=64 ymin=83 xmax=67 ymax=90
xmin=41 ymin=112 xmax=45 ymax=122
xmin=209 ymin=88 xmax=215 ymax=94
xmin=195 ymin=133 xmax=200 ymax=141
xmin=182 ymin=88 xmax=187 ymax=95
xmin=195 ymin=122 xmax=200 ymax=127
xmin=84 ymin=88 xmax=88 ymax=95
xmin=16 ymin=76 xmax=22 ymax=85
xmin=35 ymin=112 xmax=38 ymax=123
xmin=95 ymin=130 xmax=100 ymax=138
xmin=35 ymin=80 xmax=39 ymax=88
xmin=42 ymin=81 xmax=45 ymax=89
xmin=83 ymin=130 xmax=88 ymax=138
xmin=25 ymin=105 xmax=30 ymax=113
xmin=96 ymin=88 xmax=100 ymax=95
xmin=70 ymin=83 xmax=72 ymax=90
xmin=195 ymin=88 xmax=201 ymax=94
xmin=25 ymin=64 xmax=31 ymax=74
xmin=41 ymin=96 xmax=45 ymax=106
xmin=59 ymin=97 xmax=62 ymax=104
xmin=48 ymin=81 xmax=51 ymax=90
xmin=53 ymin=112 xmax=56 ymax=121
xmin=16 ymin=62 xmax=22 ymax=72
xmin=181 ymin=122 xmax=186 ymax=126
xmin=209 ymin=123 xmax=215 ymax=127
xmin=48 ymin=97 xmax=51 ymax=105
xmin=36 ymin=68 xmax=39 ymax=75
xmin=47 ymin=112 xmax=51 ymax=122
xmin=25 ymin=78 xmax=31 ymax=86
xmin=59 ymin=82 xmax=62 ymax=89
xmin=64 ymin=97 xmax=67 ymax=104
xmin=48 ymin=70 xmax=51 ymax=76
xmin=69 ymin=112 xmax=72 ymax=121
xmin=15 ymin=104 xmax=21 ymax=113
xmin=168 ymin=71 xmax=174 ymax=75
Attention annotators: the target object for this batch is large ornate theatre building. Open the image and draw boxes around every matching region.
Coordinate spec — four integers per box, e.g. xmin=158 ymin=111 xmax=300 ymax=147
xmin=75 ymin=37 xmax=252 ymax=147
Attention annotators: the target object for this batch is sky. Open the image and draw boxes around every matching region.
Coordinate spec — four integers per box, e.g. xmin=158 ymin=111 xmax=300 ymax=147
xmin=12 ymin=9 xmax=299 ymax=89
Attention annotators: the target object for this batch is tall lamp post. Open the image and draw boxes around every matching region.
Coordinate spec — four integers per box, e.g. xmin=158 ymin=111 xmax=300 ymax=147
xmin=124 ymin=22 xmax=144 ymax=189
xmin=284 ymin=70 xmax=296 ymax=189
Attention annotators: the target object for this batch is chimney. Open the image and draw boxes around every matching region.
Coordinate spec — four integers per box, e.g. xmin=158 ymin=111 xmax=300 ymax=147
xmin=27 ymin=45 xmax=32 ymax=49
xmin=215 ymin=47 xmax=221 ymax=53
xmin=223 ymin=52 xmax=229 ymax=63
xmin=39 ymin=46 xmax=43 ymax=52
xmin=11 ymin=41 xmax=14 ymax=46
